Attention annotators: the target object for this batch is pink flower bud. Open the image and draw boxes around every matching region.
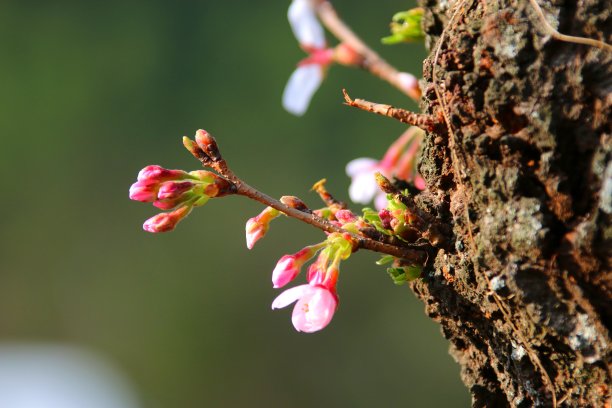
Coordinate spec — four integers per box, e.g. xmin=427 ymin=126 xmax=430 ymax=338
xmin=245 ymin=207 xmax=280 ymax=249
xmin=137 ymin=165 xmax=187 ymax=183
xmin=272 ymin=245 xmax=322 ymax=288
xmin=272 ymin=256 xmax=301 ymax=289
xmin=157 ymin=181 xmax=195 ymax=200
xmin=271 ymin=284 xmax=338 ymax=333
xmin=379 ymin=209 xmax=393 ymax=229
xmin=334 ymin=209 xmax=357 ymax=225
xmin=129 ymin=180 xmax=158 ymax=202
xmin=195 ymin=129 xmax=222 ymax=161
xmin=142 ymin=205 xmax=192 ymax=233
xmin=280 ymin=195 xmax=309 ymax=212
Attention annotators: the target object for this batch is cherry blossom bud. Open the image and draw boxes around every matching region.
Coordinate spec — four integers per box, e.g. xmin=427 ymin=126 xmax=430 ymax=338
xmin=129 ymin=180 xmax=158 ymax=202
xmin=280 ymin=195 xmax=310 ymax=212
xmin=152 ymin=195 xmax=199 ymax=210
xmin=245 ymin=207 xmax=281 ymax=249
xmin=157 ymin=181 xmax=195 ymax=201
xmin=379 ymin=209 xmax=393 ymax=229
xmin=137 ymin=165 xmax=189 ymax=183
xmin=195 ymin=129 xmax=222 ymax=162
xmin=142 ymin=205 xmax=192 ymax=233
xmin=182 ymin=136 xmax=202 ymax=157
xmin=334 ymin=209 xmax=357 ymax=225
xmin=272 ymin=244 xmax=323 ymax=288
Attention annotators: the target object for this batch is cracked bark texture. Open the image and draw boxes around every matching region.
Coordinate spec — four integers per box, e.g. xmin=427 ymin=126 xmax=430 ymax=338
xmin=411 ymin=0 xmax=611 ymax=406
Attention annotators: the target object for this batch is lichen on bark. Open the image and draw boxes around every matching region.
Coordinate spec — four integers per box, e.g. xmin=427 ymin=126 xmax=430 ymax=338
xmin=411 ymin=0 xmax=611 ymax=406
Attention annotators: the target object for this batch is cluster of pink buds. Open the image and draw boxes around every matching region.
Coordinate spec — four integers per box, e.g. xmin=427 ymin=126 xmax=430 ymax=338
xmin=346 ymin=126 xmax=425 ymax=210
xmin=271 ymin=232 xmax=354 ymax=333
xmin=283 ymin=0 xmax=363 ymax=116
xmin=129 ymin=165 xmax=234 ymax=233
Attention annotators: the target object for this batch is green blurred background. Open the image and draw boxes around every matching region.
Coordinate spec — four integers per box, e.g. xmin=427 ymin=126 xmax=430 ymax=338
xmin=0 ymin=0 xmax=469 ymax=406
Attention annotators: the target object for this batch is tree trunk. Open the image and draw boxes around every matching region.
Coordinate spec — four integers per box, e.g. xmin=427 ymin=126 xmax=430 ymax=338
xmin=413 ymin=0 xmax=611 ymax=406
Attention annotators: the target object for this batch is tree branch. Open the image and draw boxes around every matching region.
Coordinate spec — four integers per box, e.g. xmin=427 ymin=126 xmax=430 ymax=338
xmin=316 ymin=1 xmax=422 ymax=101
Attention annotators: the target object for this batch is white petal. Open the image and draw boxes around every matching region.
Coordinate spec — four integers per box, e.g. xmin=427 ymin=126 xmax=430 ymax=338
xmin=288 ymin=0 xmax=326 ymax=49
xmin=282 ymin=65 xmax=323 ymax=116
xmin=271 ymin=284 xmax=311 ymax=310
xmin=348 ymin=172 xmax=379 ymax=204
xmin=345 ymin=157 xmax=378 ymax=177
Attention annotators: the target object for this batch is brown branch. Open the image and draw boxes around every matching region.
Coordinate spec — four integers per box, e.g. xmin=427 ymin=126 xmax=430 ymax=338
xmin=528 ymin=0 xmax=612 ymax=52
xmin=183 ymin=135 xmax=426 ymax=263
xmin=315 ymin=1 xmax=421 ymax=101
xmin=311 ymin=178 xmax=347 ymax=209
xmin=343 ymin=89 xmax=436 ymax=131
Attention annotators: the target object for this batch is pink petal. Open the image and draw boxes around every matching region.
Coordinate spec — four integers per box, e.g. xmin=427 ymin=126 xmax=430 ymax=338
xmin=345 ymin=158 xmax=378 ymax=177
xmin=291 ymin=286 xmax=336 ymax=333
xmin=414 ymin=175 xmax=426 ymax=190
xmin=282 ymin=65 xmax=323 ymax=116
xmin=272 ymin=256 xmax=300 ymax=288
xmin=288 ymin=0 xmax=326 ymax=49
xmin=271 ymin=284 xmax=311 ymax=310
xmin=129 ymin=181 xmax=157 ymax=202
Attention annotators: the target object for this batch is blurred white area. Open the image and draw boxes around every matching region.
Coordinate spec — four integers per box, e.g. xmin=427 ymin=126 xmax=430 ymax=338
xmin=0 ymin=344 xmax=140 ymax=408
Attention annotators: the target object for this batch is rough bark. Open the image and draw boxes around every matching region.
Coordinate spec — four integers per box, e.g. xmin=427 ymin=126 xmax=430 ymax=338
xmin=411 ymin=0 xmax=611 ymax=406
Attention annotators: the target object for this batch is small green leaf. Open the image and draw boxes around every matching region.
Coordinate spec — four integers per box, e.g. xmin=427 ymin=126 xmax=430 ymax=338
xmin=381 ymin=7 xmax=425 ymax=45
xmin=404 ymin=265 xmax=422 ymax=281
xmin=386 ymin=265 xmax=422 ymax=285
xmin=386 ymin=267 xmax=407 ymax=285
xmin=376 ymin=255 xmax=395 ymax=265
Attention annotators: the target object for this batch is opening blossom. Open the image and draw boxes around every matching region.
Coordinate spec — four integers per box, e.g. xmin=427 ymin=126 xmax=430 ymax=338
xmin=346 ymin=126 xmax=426 ymax=210
xmin=283 ymin=0 xmax=327 ymax=116
xmin=283 ymin=0 xmax=362 ymax=116
xmin=271 ymin=232 xmax=352 ymax=333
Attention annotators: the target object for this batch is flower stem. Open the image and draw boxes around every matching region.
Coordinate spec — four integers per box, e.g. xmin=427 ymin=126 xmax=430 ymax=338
xmin=185 ymin=135 xmax=426 ymax=262
xmin=316 ymin=1 xmax=421 ymax=101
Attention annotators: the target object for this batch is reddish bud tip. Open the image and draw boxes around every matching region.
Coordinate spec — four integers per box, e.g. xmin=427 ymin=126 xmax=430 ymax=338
xmin=280 ymin=196 xmax=310 ymax=212
xmin=195 ymin=129 xmax=222 ymax=161
xmin=129 ymin=180 xmax=158 ymax=202
xmin=142 ymin=206 xmax=191 ymax=233
xmin=137 ymin=165 xmax=186 ymax=183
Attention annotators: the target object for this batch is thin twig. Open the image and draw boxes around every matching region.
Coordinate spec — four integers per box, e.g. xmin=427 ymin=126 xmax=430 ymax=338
xmin=311 ymin=178 xmax=348 ymax=209
xmin=185 ymin=137 xmax=426 ymax=263
xmin=316 ymin=1 xmax=421 ymax=101
xmin=528 ymin=0 xmax=612 ymax=52
xmin=343 ymin=89 xmax=436 ymax=131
